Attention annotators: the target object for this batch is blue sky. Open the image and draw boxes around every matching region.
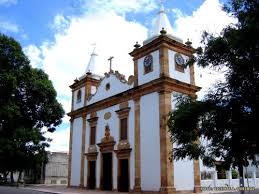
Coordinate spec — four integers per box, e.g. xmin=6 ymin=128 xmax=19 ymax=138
xmin=0 ymin=0 xmax=234 ymax=151
xmin=1 ymin=0 xmax=212 ymax=46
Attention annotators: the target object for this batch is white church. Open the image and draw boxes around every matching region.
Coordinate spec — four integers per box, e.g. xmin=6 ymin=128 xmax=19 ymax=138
xmin=67 ymin=3 xmax=259 ymax=193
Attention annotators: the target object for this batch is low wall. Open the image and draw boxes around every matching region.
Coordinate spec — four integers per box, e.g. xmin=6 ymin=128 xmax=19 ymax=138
xmin=201 ymin=178 xmax=259 ymax=188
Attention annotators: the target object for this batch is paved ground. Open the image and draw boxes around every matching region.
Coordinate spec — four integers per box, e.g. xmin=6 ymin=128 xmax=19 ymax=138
xmin=0 ymin=185 xmax=258 ymax=194
xmin=25 ymin=185 xmax=259 ymax=194
xmin=0 ymin=186 xmax=48 ymax=194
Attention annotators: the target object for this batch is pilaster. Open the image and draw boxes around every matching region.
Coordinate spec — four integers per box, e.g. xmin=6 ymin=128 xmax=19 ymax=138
xmin=193 ymin=159 xmax=201 ymax=193
xmin=190 ymin=64 xmax=195 ymax=85
xmin=84 ymin=84 xmax=91 ymax=106
xmin=68 ymin=117 xmax=74 ymax=187
xmin=80 ymin=113 xmax=87 ymax=187
xmin=159 ymin=46 xmax=169 ymax=77
xmin=133 ymin=97 xmax=141 ymax=192
xmin=159 ymin=91 xmax=175 ymax=194
xmin=134 ymin=59 xmax=138 ymax=86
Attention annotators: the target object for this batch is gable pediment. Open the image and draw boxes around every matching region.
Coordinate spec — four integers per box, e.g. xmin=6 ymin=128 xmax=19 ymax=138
xmin=87 ymin=71 xmax=134 ymax=105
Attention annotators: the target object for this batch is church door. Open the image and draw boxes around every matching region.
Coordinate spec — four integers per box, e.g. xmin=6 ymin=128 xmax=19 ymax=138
xmin=102 ymin=153 xmax=112 ymax=190
xmin=88 ymin=161 xmax=96 ymax=189
xmin=118 ymin=159 xmax=129 ymax=192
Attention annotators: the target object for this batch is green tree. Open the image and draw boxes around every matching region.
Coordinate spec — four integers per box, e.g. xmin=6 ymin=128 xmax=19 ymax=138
xmin=167 ymin=0 xmax=258 ymax=190
xmin=0 ymin=34 xmax=64 ymax=183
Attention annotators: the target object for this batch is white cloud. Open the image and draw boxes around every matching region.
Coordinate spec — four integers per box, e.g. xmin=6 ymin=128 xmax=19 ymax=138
xmin=51 ymin=14 xmax=70 ymax=33
xmin=0 ymin=0 xmax=17 ymax=6
xmin=29 ymin=11 xmax=147 ymax=99
xmin=0 ymin=20 xmax=19 ymax=33
xmin=23 ymin=45 xmax=42 ymax=68
xmin=174 ymin=0 xmax=236 ymax=47
xmin=172 ymin=0 xmax=237 ymax=98
xmin=45 ymin=128 xmax=69 ymax=152
xmin=172 ymin=8 xmax=185 ymax=19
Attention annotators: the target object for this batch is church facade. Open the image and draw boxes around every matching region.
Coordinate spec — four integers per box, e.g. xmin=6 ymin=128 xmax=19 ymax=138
xmin=67 ymin=4 xmax=201 ymax=194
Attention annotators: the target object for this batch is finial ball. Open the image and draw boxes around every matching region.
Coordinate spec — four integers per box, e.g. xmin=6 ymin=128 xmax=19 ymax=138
xmin=160 ymin=27 xmax=167 ymax=35
xmin=134 ymin=41 xmax=141 ymax=48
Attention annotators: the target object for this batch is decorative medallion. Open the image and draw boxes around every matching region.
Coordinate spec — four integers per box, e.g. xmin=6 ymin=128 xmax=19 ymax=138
xmin=104 ymin=112 xmax=111 ymax=120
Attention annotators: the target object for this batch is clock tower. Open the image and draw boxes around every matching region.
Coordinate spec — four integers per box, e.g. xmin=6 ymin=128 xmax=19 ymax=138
xmin=130 ymin=3 xmax=195 ymax=88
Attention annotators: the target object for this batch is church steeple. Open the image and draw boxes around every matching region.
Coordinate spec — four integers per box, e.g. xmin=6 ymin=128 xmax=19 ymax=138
xmin=150 ymin=1 xmax=173 ymax=37
xmin=144 ymin=1 xmax=183 ymax=44
xmin=85 ymin=46 xmax=98 ymax=74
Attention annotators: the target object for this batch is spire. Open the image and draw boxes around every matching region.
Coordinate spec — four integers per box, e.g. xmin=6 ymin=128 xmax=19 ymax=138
xmin=150 ymin=0 xmax=173 ymax=37
xmin=143 ymin=0 xmax=183 ymax=45
xmin=85 ymin=45 xmax=98 ymax=74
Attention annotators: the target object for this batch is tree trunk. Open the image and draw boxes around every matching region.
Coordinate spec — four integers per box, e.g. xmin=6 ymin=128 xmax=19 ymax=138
xmin=16 ymin=171 xmax=22 ymax=187
xmin=3 ymin=172 xmax=8 ymax=183
xmin=17 ymin=171 xmax=22 ymax=183
xmin=10 ymin=171 xmax=14 ymax=184
xmin=238 ymin=165 xmax=244 ymax=194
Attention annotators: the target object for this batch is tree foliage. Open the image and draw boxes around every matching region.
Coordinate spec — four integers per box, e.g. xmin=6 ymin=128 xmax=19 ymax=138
xmin=168 ymin=0 xmax=258 ymax=175
xmin=0 ymin=34 xmax=64 ymax=182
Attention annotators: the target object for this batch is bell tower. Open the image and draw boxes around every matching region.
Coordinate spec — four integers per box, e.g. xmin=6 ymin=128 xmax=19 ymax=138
xmin=129 ymin=2 xmax=200 ymax=194
xmin=130 ymin=2 xmax=195 ymax=88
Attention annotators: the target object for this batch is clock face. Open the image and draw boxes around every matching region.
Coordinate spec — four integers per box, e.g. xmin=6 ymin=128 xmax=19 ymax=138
xmin=175 ymin=53 xmax=185 ymax=66
xmin=144 ymin=55 xmax=153 ymax=67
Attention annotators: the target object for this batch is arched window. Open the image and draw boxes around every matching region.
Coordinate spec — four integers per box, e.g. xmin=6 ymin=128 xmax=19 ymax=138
xmin=76 ymin=90 xmax=82 ymax=103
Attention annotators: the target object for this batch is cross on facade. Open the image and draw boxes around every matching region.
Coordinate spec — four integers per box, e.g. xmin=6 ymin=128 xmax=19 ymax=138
xmin=108 ymin=56 xmax=114 ymax=72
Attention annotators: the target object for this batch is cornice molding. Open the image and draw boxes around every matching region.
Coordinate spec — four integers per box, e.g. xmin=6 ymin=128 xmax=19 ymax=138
xmin=129 ymin=35 xmax=195 ymax=60
xmin=70 ymin=75 xmax=100 ymax=91
xmin=68 ymin=76 xmax=200 ymax=118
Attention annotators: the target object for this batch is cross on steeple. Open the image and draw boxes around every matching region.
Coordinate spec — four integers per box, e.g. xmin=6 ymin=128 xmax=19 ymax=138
xmin=108 ymin=56 xmax=114 ymax=72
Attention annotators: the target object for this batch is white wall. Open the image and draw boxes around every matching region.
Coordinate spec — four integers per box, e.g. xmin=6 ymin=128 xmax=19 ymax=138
xmin=71 ymin=117 xmax=82 ymax=186
xmin=174 ymin=158 xmax=194 ymax=190
xmin=171 ymin=92 xmax=194 ymax=190
xmin=88 ymin=74 xmax=133 ymax=105
xmin=168 ymin=50 xmax=191 ymax=84
xmin=73 ymin=87 xmax=85 ymax=110
xmin=138 ymin=50 xmax=160 ymax=85
xmin=45 ymin=153 xmax=68 ymax=179
xmin=140 ymin=92 xmax=160 ymax=191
